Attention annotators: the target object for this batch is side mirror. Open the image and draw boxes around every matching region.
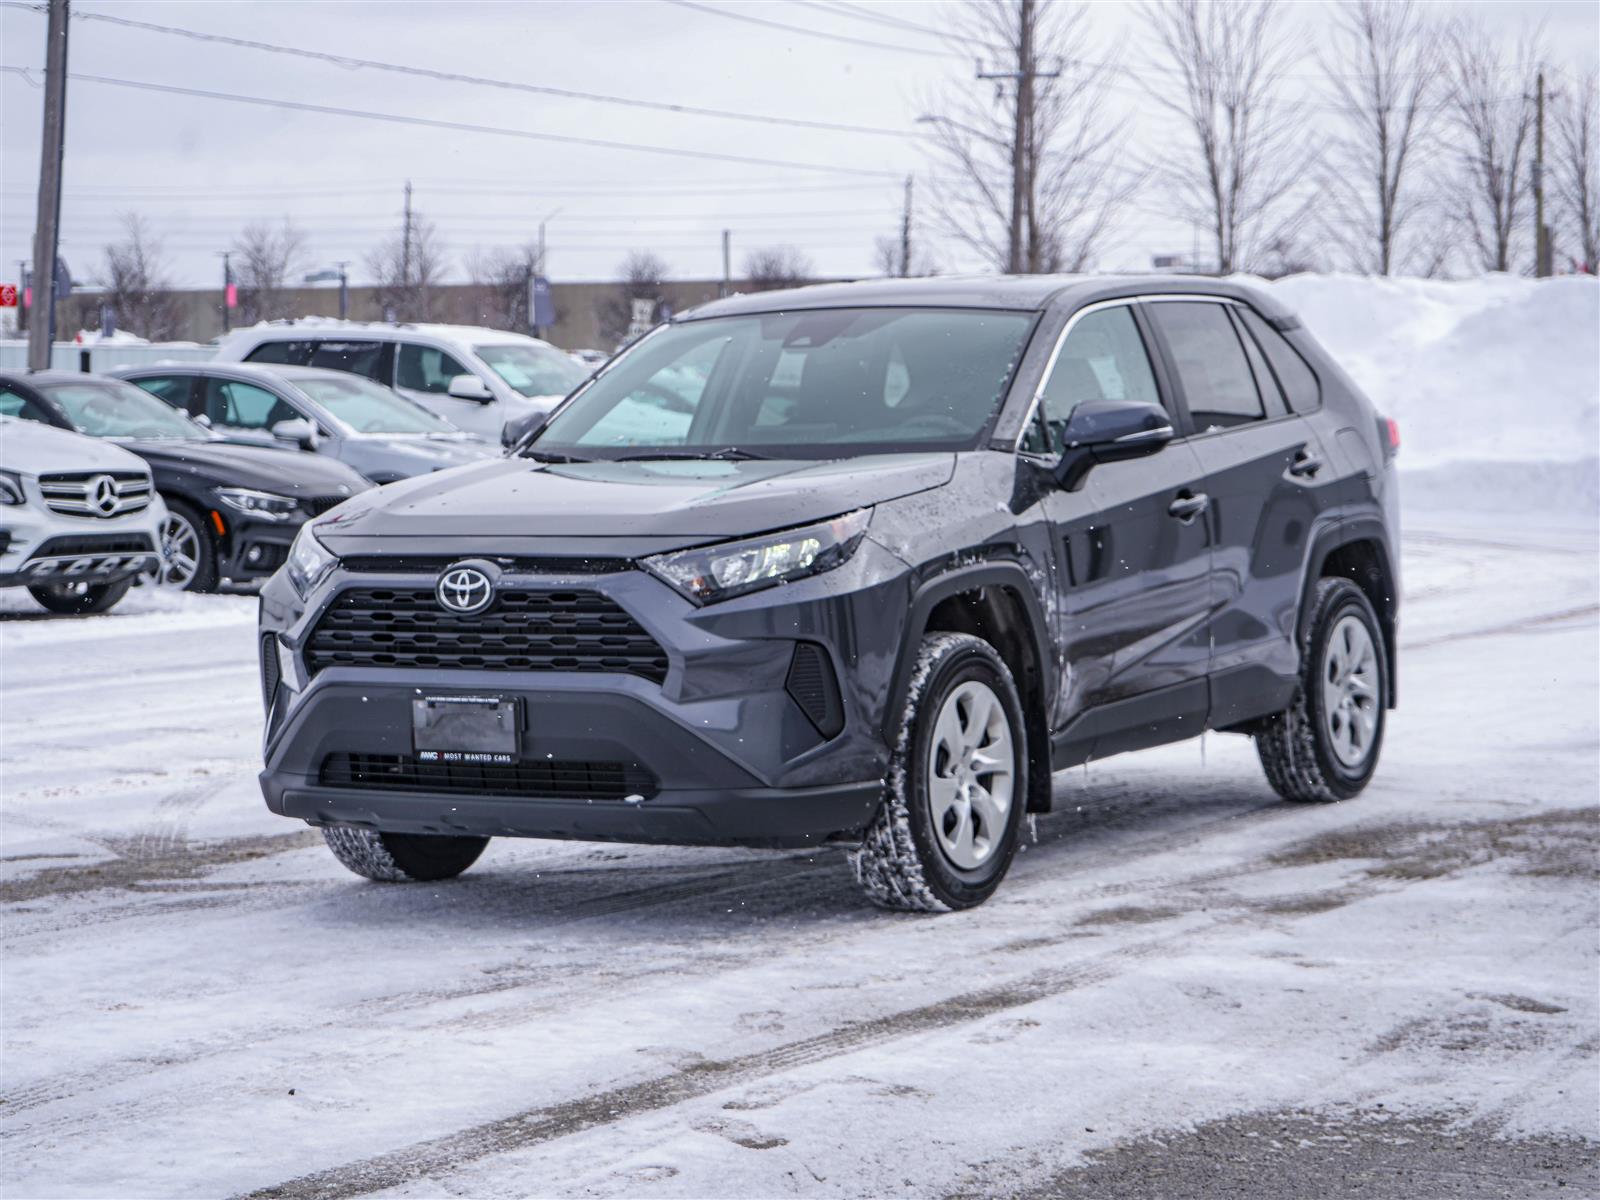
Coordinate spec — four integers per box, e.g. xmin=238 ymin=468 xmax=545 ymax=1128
xmin=446 ymin=374 xmax=495 ymax=403
xmin=1051 ymin=400 xmax=1173 ymax=491
xmin=270 ymin=416 xmax=319 ymax=451
xmin=502 ymin=410 xmax=548 ymax=449
xmin=193 ymin=412 xmax=213 ymax=429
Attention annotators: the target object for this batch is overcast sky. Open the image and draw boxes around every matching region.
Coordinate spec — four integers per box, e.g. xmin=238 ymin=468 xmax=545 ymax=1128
xmin=2 ymin=0 xmax=1596 ymax=291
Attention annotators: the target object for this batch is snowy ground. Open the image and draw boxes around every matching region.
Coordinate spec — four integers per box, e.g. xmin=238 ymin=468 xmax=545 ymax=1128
xmin=1 ymin=513 xmax=1596 ymax=1198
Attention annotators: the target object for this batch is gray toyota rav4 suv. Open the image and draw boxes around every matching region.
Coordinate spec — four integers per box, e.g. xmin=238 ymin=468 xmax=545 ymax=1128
xmin=258 ymin=276 xmax=1400 ymax=911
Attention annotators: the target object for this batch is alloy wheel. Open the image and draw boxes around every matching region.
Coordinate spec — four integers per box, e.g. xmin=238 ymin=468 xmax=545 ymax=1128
xmin=927 ymin=679 xmax=1015 ymax=870
xmin=156 ymin=511 xmax=201 ymax=589
xmin=1322 ymin=613 xmax=1379 ymax=768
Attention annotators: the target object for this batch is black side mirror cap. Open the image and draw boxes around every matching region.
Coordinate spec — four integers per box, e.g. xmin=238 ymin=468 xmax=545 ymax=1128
xmin=501 ymin=410 xmax=548 ymax=450
xmin=1051 ymin=400 xmax=1174 ymax=491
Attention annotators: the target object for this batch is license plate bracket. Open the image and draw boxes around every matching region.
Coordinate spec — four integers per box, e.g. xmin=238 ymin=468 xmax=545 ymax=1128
xmin=412 ymin=695 xmax=518 ymax=765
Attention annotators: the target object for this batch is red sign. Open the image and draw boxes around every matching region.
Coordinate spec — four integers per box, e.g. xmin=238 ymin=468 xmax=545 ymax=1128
xmin=225 ymin=283 xmax=238 ymax=309
xmin=0 ymin=284 xmax=16 ymax=308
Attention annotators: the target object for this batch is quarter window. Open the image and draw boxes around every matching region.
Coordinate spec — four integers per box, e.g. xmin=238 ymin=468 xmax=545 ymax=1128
xmin=1237 ymin=308 xmax=1322 ymax=414
xmin=395 ymin=344 xmax=472 ymax=394
xmin=1150 ymin=301 xmax=1264 ymax=432
xmin=1023 ymin=306 xmax=1160 ymax=455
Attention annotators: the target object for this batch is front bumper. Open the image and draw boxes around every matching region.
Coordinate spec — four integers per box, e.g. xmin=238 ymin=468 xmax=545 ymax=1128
xmin=0 ymin=496 xmax=165 ymax=588
xmin=257 ymin=541 xmax=912 ymax=847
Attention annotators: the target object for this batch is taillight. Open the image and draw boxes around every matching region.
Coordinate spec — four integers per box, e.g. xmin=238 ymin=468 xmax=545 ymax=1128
xmin=1377 ymin=415 xmax=1400 ymax=459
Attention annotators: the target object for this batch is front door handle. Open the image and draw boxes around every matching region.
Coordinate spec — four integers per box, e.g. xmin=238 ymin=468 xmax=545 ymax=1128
xmin=1289 ymin=449 xmax=1324 ymax=478
xmin=1167 ymin=491 xmax=1209 ymax=523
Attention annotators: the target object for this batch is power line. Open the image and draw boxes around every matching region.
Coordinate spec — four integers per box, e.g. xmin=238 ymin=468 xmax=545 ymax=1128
xmin=27 ymin=4 xmax=912 ymax=139
xmin=0 ymin=66 xmax=906 ymax=178
xmin=662 ymin=0 xmax=959 ymax=60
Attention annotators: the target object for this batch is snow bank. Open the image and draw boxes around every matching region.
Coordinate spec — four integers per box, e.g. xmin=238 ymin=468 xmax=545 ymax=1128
xmin=1251 ymin=273 xmax=1599 ymax=519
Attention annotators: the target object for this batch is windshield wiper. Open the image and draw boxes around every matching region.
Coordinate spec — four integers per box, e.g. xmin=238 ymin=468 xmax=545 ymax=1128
xmin=519 ymin=448 xmax=593 ymax=464
xmin=612 ymin=447 xmax=773 ymax=462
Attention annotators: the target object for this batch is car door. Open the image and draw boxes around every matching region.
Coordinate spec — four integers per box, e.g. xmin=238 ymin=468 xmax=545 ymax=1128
xmin=1143 ymin=298 xmax=1340 ymax=726
xmin=199 ymin=376 xmax=305 ymax=449
xmin=1026 ymin=302 xmax=1213 ymax=752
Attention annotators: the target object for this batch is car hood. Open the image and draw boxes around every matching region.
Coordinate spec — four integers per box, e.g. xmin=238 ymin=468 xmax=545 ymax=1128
xmin=0 ymin=418 xmax=151 ymax=475
xmin=352 ymin=434 xmax=498 ymax=465
xmin=117 ymin=438 xmax=371 ymax=497
xmin=319 ymin=452 xmax=955 ymax=543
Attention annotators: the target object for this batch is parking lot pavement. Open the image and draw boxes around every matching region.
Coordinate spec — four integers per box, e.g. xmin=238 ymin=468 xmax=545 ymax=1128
xmin=1 ymin=520 xmax=1595 ymax=1198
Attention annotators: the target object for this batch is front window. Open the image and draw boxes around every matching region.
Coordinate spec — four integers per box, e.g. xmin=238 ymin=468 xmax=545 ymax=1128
xmin=475 ymin=343 xmax=588 ymax=398
xmin=37 ymin=379 xmax=207 ymax=440
xmin=531 ymin=308 xmax=1034 ymax=460
xmin=295 ymin=374 xmax=452 ymax=434
xmin=395 ymin=344 xmax=472 ymax=394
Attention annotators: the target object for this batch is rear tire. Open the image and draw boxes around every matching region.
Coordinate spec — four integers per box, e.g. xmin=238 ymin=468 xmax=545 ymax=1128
xmin=27 ymin=576 xmax=133 ymax=615
xmin=849 ymin=632 xmax=1028 ymax=912
xmin=322 ymin=827 xmax=489 ymax=882
xmin=1255 ymin=577 xmax=1388 ymax=802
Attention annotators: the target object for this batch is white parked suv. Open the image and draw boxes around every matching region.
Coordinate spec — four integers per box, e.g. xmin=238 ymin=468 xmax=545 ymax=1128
xmin=0 ymin=415 xmax=166 ymax=614
xmin=214 ymin=321 xmax=589 ymax=441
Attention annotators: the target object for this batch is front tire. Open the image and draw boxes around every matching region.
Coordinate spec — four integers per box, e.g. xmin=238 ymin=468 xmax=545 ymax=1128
xmin=322 ymin=827 xmax=489 ymax=882
xmin=1255 ymin=577 xmax=1388 ymax=802
xmin=850 ymin=633 xmax=1028 ymax=912
xmin=27 ymin=576 xmax=133 ymax=615
xmin=155 ymin=499 xmax=218 ymax=592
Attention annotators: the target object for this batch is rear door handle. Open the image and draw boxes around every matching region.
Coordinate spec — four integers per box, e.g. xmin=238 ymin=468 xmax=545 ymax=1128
xmin=1167 ymin=491 xmax=1209 ymax=522
xmin=1289 ymin=450 xmax=1324 ymax=478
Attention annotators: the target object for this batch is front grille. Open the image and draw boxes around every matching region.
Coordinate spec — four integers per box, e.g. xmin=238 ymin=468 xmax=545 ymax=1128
xmin=305 ymin=587 xmax=669 ymax=682
xmin=304 ymin=495 xmax=352 ymax=517
xmin=31 ymin=534 xmax=156 ymax=557
xmin=341 ymin=555 xmax=634 ymax=575
xmin=319 ymin=753 xmax=657 ymax=800
xmin=39 ymin=471 xmax=152 ymax=518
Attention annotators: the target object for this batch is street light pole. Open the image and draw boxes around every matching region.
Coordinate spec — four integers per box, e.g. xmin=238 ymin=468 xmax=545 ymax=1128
xmin=28 ymin=0 xmax=69 ymax=371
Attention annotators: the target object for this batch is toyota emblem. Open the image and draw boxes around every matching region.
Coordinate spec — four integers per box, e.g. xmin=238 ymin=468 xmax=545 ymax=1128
xmin=435 ymin=564 xmax=495 ymax=615
xmin=89 ymin=474 xmax=119 ymax=516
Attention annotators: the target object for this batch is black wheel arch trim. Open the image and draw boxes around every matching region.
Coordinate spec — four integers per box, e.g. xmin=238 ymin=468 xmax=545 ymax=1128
xmin=1302 ymin=515 xmax=1398 ymax=708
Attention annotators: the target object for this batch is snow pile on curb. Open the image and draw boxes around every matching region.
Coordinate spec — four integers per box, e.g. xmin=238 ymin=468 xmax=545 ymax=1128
xmin=1254 ymin=273 xmax=1599 ymax=519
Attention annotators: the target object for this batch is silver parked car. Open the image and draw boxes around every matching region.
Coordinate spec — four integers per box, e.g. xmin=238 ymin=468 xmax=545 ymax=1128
xmin=112 ymin=363 xmax=498 ymax=484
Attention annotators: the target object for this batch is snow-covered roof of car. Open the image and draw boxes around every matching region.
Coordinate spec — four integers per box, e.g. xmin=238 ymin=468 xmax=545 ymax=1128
xmin=217 ymin=319 xmax=556 ymax=348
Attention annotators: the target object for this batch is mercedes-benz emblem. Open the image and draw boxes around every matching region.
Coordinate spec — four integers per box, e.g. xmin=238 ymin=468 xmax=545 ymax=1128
xmin=435 ymin=564 xmax=495 ymax=615
xmin=89 ymin=474 xmax=119 ymax=517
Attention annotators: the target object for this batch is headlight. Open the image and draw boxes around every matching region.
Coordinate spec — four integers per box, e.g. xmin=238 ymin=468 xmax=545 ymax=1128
xmin=285 ymin=524 xmax=338 ymax=597
xmin=644 ymin=509 xmax=871 ymax=605
xmin=0 ymin=471 xmax=24 ymax=506
xmin=215 ymin=487 xmax=299 ymax=522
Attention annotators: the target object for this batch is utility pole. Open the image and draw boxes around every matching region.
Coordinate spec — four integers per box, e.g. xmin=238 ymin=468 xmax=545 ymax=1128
xmin=899 ymin=175 xmax=914 ymax=277
xmin=219 ymin=250 xmax=232 ymax=333
xmin=28 ymin=0 xmax=69 ymax=371
xmin=720 ymin=230 xmax=731 ymax=298
xmin=1534 ymin=70 xmax=1551 ymax=278
xmin=978 ymin=0 xmax=1055 ymax=275
xmin=17 ymin=260 xmax=28 ymax=335
xmin=336 ymin=261 xmax=349 ymax=320
xmin=401 ymin=180 xmax=414 ymax=293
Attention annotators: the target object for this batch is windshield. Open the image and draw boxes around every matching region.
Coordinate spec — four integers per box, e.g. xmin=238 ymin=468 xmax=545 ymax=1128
xmin=39 ymin=379 xmax=207 ymax=440
xmin=294 ymin=374 xmax=453 ymax=434
xmin=533 ymin=307 xmax=1035 ymax=460
xmin=475 ymin=343 xmax=588 ymax=398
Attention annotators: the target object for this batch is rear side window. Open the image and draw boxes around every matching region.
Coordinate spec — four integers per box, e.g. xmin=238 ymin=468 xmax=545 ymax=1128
xmin=307 ymin=340 xmax=385 ymax=380
xmin=1237 ymin=308 xmax=1322 ymax=414
xmin=395 ymin=344 xmax=472 ymax=393
xmin=1149 ymin=301 xmax=1264 ymax=432
xmin=129 ymin=375 xmax=194 ymax=411
xmin=244 ymin=340 xmax=312 ymax=366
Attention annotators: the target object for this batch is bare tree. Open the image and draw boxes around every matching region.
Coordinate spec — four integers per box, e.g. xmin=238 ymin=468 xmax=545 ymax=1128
xmin=596 ymin=250 xmax=669 ymax=347
xmin=366 ymin=212 xmax=446 ymax=322
xmin=923 ymin=0 xmax=1136 ymax=274
xmin=1443 ymin=22 xmax=1540 ymax=273
xmin=233 ymin=217 xmax=307 ymax=325
xmin=465 ymin=243 xmax=541 ymax=332
xmin=743 ymin=245 xmax=814 ymax=292
xmin=102 ymin=214 xmax=181 ymax=340
xmin=873 ymin=234 xmax=938 ymax=278
xmin=1141 ymin=0 xmax=1313 ymax=274
xmin=1319 ymin=0 xmax=1441 ymax=275
xmin=1553 ymin=70 xmax=1599 ymax=273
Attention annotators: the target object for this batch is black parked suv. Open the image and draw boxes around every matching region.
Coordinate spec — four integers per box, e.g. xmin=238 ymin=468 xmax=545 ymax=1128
xmin=0 ymin=372 xmax=370 ymax=590
xmin=258 ymin=277 xmax=1399 ymax=911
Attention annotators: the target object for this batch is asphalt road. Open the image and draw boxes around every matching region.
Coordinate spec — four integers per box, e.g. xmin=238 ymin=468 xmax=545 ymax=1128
xmin=1 ymin=520 xmax=1595 ymax=1198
